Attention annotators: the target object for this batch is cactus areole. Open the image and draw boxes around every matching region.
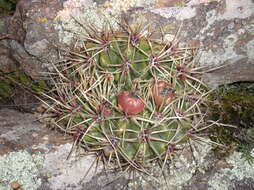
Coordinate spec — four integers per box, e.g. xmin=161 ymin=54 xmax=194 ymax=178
xmin=42 ymin=19 xmax=212 ymax=171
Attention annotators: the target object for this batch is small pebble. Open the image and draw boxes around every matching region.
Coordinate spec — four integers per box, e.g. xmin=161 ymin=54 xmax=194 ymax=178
xmin=32 ymin=132 xmax=39 ymax=137
xmin=10 ymin=181 xmax=21 ymax=190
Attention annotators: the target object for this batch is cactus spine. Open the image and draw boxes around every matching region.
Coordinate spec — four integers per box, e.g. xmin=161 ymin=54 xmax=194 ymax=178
xmin=43 ymin=19 xmax=211 ymax=172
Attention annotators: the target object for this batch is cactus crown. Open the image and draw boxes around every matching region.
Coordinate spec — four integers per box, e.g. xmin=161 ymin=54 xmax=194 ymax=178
xmin=43 ymin=18 xmax=211 ymax=172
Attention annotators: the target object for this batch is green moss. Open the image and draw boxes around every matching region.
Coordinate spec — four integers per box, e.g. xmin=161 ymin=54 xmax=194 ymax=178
xmin=0 ymin=0 xmax=19 ymax=15
xmin=208 ymin=82 xmax=254 ymax=163
xmin=0 ymin=67 xmax=48 ymax=102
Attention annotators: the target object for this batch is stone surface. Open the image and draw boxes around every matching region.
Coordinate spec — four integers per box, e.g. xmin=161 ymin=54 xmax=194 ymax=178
xmin=148 ymin=0 xmax=254 ymax=87
xmin=0 ymin=0 xmax=253 ymax=86
xmin=0 ymin=108 xmax=67 ymax=155
xmin=0 ymin=108 xmax=102 ymax=190
xmin=0 ymin=16 xmax=17 ymax=73
xmin=0 ymin=108 xmax=253 ymax=190
xmin=1 ymin=0 xmax=254 ymax=189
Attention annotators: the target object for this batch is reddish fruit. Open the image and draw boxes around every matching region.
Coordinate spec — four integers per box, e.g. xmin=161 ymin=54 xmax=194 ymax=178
xmin=117 ymin=91 xmax=144 ymax=115
xmin=152 ymin=80 xmax=175 ymax=107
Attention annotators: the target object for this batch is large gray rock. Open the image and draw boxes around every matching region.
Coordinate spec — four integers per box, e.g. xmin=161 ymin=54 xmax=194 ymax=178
xmin=1 ymin=0 xmax=253 ymax=86
xmin=0 ymin=108 xmax=254 ymax=190
xmin=0 ymin=108 xmax=101 ymax=190
xmin=0 ymin=16 xmax=17 ymax=73
xmin=1 ymin=0 xmax=64 ymax=78
xmin=0 ymin=1 xmax=254 ymax=189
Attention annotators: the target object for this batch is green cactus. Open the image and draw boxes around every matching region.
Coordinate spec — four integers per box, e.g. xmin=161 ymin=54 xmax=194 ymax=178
xmin=43 ymin=20 xmax=213 ymax=172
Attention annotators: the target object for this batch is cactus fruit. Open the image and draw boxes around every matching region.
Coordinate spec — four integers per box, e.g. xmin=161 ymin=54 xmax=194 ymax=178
xmin=42 ymin=19 xmax=213 ymax=172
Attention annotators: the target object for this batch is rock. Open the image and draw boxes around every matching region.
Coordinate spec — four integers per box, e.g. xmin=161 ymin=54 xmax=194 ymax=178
xmin=1 ymin=0 xmax=254 ymax=189
xmin=0 ymin=16 xmax=17 ymax=73
xmin=0 ymin=108 xmax=102 ymax=190
xmin=1 ymin=0 xmax=64 ymax=78
xmin=0 ymin=108 xmax=253 ymax=190
xmin=10 ymin=181 xmax=21 ymax=190
xmin=203 ymin=59 xmax=254 ymax=88
xmin=207 ymin=150 xmax=254 ymax=190
xmin=147 ymin=0 xmax=254 ymax=87
xmin=1 ymin=0 xmax=253 ymax=86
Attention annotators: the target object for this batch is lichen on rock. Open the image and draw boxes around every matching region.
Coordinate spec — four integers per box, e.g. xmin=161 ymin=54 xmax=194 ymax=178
xmin=0 ymin=151 xmax=44 ymax=190
xmin=54 ymin=0 xmax=158 ymax=45
xmin=208 ymin=150 xmax=254 ymax=190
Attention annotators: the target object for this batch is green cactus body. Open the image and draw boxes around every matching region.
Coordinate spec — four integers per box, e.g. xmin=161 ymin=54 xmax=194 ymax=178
xmin=44 ymin=22 xmax=209 ymax=170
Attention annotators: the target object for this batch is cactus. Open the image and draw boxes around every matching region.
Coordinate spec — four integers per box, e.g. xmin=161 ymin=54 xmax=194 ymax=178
xmin=42 ymin=19 xmax=213 ymax=172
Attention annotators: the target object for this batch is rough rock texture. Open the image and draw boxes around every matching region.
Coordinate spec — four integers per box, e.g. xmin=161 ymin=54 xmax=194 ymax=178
xmin=1 ymin=0 xmax=64 ymax=79
xmin=0 ymin=108 xmax=102 ymax=190
xmin=0 ymin=16 xmax=17 ymax=73
xmin=149 ymin=0 xmax=254 ymax=87
xmin=1 ymin=0 xmax=254 ymax=190
xmin=1 ymin=0 xmax=253 ymax=86
xmin=0 ymin=108 xmax=254 ymax=190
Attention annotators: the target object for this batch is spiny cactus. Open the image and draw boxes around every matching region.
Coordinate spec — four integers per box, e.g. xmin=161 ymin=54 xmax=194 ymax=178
xmin=42 ymin=19 xmax=214 ymax=172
